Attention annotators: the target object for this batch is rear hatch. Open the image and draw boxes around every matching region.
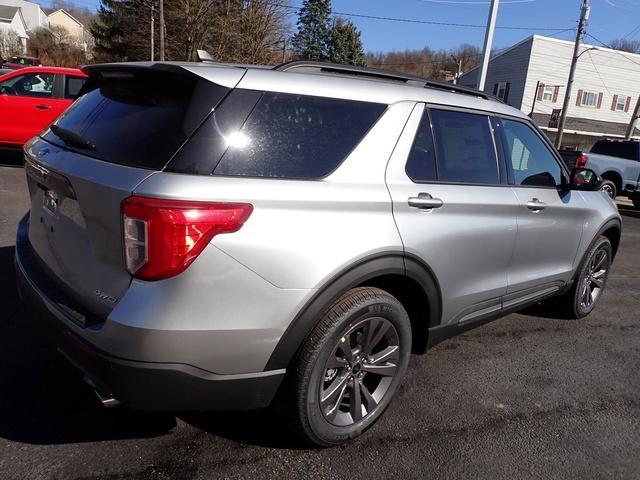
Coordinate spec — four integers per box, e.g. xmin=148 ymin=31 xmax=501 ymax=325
xmin=24 ymin=63 xmax=243 ymax=320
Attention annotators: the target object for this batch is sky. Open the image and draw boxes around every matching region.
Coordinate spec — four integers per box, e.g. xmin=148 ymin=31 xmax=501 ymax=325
xmin=39 ymin=0 xmax=640 ymax=53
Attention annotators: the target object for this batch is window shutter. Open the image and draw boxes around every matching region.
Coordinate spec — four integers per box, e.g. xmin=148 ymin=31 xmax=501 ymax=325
xmin=537 ymin=82 xmax=545 ymax=101
xmin=576 ymin=89 xmax=583 ymax=106
xmin=625 ymin=96 xmax=632 ymax=112
xmin=552 ymin=86 xmax=559 ymax=103
xmin=597 ymin=92 xmax=603 ymax=108
xmin=493 ymin=83 xmax=498 ymax=95
xmin=504 ymin=82 xmax=510 ymax=103
xmin=611 ymin=95 xmax=618 ymax=111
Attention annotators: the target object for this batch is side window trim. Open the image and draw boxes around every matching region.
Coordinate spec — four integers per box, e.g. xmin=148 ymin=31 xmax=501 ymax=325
xmin=489 ymin=117 xmax=510 ymax=185
xmin=496 ymin=116 xmax=569 ymax=189
xmin=53 ymin=74 xmax=65 ymax=99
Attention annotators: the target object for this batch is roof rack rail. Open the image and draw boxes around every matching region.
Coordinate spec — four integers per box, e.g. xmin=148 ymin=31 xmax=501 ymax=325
xmin=273 ymin=61 xmax=497 ymax=101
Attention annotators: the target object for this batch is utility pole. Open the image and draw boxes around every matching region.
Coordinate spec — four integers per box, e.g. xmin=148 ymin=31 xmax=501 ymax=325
xmin=159 ymin=0 xmax=165 ymax=61
xmin=529 ymin=80 xmax=540 ymax=117
xmin=450 ymin=55 xmax=462 ymax=85
xmin=555 ymin=0 xmax=590 ymax=148
xmin=477 ymin=0 xmax=499 ymax=91
xmin=625 ymin=95 xmax=640 ymax=140
xmin=281 ymin=38 xmax=287 ymax=63
xmin=150 ymin=3 xmax=154 ymax=61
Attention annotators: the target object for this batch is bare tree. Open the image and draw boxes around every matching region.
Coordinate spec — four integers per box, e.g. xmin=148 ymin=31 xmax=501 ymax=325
xmin=0 ymin=31 xmax=23 ymax=59
xmin=609 ymin=38 xmax=640 ymax=54
xmin=28 ymin=26 xmax=88 ymax=66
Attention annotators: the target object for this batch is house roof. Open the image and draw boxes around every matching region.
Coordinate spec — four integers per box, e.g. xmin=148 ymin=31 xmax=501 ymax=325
xmin=532 ymin=113 xmax=640 ymax=138
xmin=47 ymin=8 xmax=83 ymax=28
xmin=0 ymin=5 xmax=20 ymax=21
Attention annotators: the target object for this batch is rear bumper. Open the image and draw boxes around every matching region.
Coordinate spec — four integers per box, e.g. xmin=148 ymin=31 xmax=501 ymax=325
xmin=15 ymin=215 xmax=285 ymax=412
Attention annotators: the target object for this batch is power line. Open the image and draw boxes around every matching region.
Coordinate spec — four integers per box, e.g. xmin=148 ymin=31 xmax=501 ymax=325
xmin=585 ymin=32 xmax=640 ymax=66
xmin=275 ymin=2 xmax=573 ymax=31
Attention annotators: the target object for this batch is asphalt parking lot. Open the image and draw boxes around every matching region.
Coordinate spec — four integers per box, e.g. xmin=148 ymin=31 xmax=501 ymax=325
xmin=1 ymin=158 xmax=640 ymax=480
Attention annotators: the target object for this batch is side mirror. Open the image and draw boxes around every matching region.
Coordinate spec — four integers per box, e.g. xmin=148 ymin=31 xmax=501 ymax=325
xmin=570 ymin=168 xmax=601 ymax=191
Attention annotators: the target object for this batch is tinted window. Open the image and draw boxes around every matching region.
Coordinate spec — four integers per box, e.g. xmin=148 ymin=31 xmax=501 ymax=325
xmin=65 ymin=75 xmax=86 ymax=99
xmin=406 ymin=110 xmax=437 ymax=182
xmin=0 ymin=73 xmax=54 ymax=98
xmin=213 ymin=92 xmax=386 ymax=179
xmin=591 ymin=140 xmax=639 ymax=161
xmin=501 ymin=119 xmax=562 ymax=187
xmin=42 ymin=70 xmax=228 ymax=169
xmin=430 ymin=109 xmax=498 ymax=184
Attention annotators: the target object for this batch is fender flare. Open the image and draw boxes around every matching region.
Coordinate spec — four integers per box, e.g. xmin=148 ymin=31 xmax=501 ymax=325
xmin=572 ymin=217 xmax=622 ymax=281
xmin=264 ymin=252 xmax=442 ymax=371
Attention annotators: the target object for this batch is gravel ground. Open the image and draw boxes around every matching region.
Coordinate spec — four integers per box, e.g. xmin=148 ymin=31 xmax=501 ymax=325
xmin=1 ymin=161 xmax=639 ymax=480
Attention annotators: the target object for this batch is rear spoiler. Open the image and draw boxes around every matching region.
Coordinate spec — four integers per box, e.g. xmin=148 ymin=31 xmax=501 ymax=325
xmin=81 ymin=62 xmax=247 ymax=89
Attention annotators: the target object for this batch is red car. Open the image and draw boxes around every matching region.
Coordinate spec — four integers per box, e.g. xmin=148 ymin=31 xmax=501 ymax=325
xmin=0 ymin=66 xmax=87 ymax=148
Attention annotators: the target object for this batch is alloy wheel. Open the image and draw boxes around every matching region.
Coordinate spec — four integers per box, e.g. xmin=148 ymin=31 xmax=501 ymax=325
xmin=600 ymin=183 xmax=615 ymax=199
xmin=580 ymin=245 xmax=609 ymax=310
xmin=319 ymin=317 xmax=400 ymax=426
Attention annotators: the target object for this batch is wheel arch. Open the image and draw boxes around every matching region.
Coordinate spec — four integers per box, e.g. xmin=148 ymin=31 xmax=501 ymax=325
xmin=264 ymin=252 xmax=442 ymax=371
xmin=600 ymin=170 xmax=623 ymax=192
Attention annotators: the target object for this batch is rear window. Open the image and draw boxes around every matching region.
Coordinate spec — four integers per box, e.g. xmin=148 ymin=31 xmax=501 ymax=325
xmin=212 ymin=92 xmax=386 ymax=179
xmin=591 ymin=141 xmax=639 ymax=161
xmin=42 ymin=69 xmax=229 ymax=169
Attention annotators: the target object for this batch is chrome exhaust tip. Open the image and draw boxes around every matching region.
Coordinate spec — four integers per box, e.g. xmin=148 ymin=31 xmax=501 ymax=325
xmin=83 ymin=375 xmax=121 ymax=408
xmin=94 ymin=388 xmax=121 ymax=408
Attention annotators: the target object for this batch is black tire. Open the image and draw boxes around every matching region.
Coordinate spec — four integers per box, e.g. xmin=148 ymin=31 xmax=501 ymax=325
xmin=558 ymin=236 xmax=612 ymax=319
xmin=284 ymin=287 xmax=411 ymax=447
xmin=599 ymin=180 xmax=617 ymax=199
xmin=632 ymin=196 xmax=640 ymax=210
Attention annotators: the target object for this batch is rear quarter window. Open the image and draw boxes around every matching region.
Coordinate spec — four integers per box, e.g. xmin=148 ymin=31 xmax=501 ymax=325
xmin=212 ymin=92 xmax=386 ymax=179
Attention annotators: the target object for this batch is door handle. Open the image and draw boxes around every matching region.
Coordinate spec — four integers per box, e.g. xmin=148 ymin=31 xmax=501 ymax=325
xmin=526 ymin=198 xmax=547 ymax=211
xmin=35 ymin=104 xmax=51 ymax=110
xmin=408 ymin=193 xmax=443 ymax=210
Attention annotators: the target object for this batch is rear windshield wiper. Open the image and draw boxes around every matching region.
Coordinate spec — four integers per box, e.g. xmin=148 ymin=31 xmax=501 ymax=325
xmin=49 ymin=125 xmax=96 ymax=151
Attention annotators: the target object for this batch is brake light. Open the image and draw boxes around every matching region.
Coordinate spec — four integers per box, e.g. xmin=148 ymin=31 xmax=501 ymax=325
xmin=576 ymin=154 xmax=589 ymax=170
xmin=122 ymin=196 xmax=253 ymax=281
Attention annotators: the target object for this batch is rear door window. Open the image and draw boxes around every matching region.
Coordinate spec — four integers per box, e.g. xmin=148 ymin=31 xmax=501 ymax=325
xmin=42 ymin=69 xmax=229 ymax=170
xmin=429 ymin=109 xmax=499 ymax=184
xmin=213 ymin=92 xmax=386 ymax=179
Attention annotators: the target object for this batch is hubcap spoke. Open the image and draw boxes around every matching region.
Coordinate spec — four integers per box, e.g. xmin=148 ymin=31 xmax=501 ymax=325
xmin=359 ymin=382 xmax=378 ymax=411
xmin=363 ymin=363 xmax=397 ymax=377
xmin=591 ymin=276 xmax=605 ymax=289
xmin=350 ymin=379 xmax=363 ymax=422
xmin=325 ymin=354 xmax=349 ymax=369
xmin=321 ymin=373 xmax=350 ymax=417
xmin=369 ymin=345 xmax=399 ymax=365
xmin=337 ymin=335 xmax=354 ymax=363
xmin=363 ymin=318 xmax=390 ymax=354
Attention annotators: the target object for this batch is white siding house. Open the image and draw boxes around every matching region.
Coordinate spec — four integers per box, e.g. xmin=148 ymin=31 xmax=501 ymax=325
xmin=0 ymin=0 xmax=48 ymax=31
xmin=460 ymin=35 xmax=640 ymax=150
xmin=0 ymin=5 xmax=27 ymax=54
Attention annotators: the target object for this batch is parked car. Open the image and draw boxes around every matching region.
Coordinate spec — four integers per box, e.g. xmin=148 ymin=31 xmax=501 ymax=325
xmin=0 ymin=66 xmax=87 ymax=148
xmin=560 ymin=139 xmax=640 ymax=205
xmin=15 ymin=61 xmax=621 ymax=447
xmin=1 ymin=55 xmax=42 ymax=70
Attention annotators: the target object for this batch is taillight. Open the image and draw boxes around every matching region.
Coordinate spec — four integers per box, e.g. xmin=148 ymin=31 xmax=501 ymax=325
xmin=122 ymin=196 xmax=253 ymax=281
xmin=576 ymin=154 xmax=588 ymax=170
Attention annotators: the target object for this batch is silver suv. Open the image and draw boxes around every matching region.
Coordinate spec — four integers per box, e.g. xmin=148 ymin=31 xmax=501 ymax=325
xmin=15 ymin=61 xmax=621 ymax=446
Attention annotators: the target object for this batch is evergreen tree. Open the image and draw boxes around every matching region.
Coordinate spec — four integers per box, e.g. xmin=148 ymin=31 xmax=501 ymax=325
xmin=90 ymin=0 xmax=134 ymax=61
xmin=328 ymin=19 xmax=365 ymax=66
xmin=291 ymin=0 xmax=332 ymax=61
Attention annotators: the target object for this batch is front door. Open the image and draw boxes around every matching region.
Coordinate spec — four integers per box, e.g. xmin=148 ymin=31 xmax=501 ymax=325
xmin=386 ymin=104 xmax=518 ymax=325
xmin=495 ymin=117 xmax=586 ymax=296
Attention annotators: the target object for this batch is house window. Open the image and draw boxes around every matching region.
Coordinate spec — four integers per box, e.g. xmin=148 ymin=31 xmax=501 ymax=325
xmin=615 ymin=95 xmax=628 ymax=111
xmin=581 ymin=91 xmax=599 ymax=107
xmin=542 ymin=85 xmax=554 ymax=101
xmin=497 ymin=82 xmax=507 ymax=100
